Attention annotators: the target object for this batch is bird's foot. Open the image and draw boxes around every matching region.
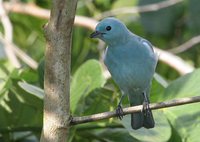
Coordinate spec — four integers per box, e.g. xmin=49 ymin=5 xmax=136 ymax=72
xmin=116 ymin=104 xmax=124 ymax=120
xmin=142 ymin=92 xmax=151 ymax=116
xmin=142 ymin=100 xmax=151 ymax=116
xmin=68 ymin=115 xmax=74 ymax=124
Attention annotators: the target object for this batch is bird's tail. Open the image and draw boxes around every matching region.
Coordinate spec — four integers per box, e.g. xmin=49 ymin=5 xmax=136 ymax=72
xmin=131 ymin=109 xmax=154 ymax=129
xmin=131 ymin=111 xmax=144 ymax=129
xmin=129 ymin=93 xmax=155 ymax=130
xmin=143 ymin=107 xmax=155 ymax=129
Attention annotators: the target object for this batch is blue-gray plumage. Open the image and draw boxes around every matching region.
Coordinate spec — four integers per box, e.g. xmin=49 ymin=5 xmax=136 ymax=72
xmin=90 ymin=17 xmax=158 ymax=129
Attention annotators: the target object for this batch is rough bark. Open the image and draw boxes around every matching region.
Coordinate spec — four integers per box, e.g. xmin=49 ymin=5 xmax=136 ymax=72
xmin=40 ymin=0 xmax=77 ymax=142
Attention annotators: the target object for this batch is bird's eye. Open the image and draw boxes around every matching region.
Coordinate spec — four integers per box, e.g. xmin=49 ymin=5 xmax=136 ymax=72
xmin=106 ymin=26 xmax=112 ymax=31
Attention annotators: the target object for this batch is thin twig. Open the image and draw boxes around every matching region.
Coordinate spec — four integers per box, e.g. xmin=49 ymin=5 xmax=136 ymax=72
xmin=0 ymin=35 xmax=38 ymax=69
xmin=154 ymin=47 xmax=194 ymax=75
xmin=0 ymin=0 xmax=20 ymax=68
xmin=3 ymin=2 xmax=194 ymax=74
xmin=4 ymin=2 xmax=50 ymax=19
xmin=74 ymin=16 xmax=97 ymax=30
xmin=70 ymin=96 xmax=200 ymax=125
xmin=168 ymin=35 xmax=200 ymax=54
xmin=95 ymin=0 xmax=183 ymax=19
xmin=3 ymin=2 xmax=97 ymax=30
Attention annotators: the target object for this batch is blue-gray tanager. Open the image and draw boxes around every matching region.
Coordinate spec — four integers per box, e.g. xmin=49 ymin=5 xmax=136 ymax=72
xmin=90 ymin=17 xmax=157 ymax=129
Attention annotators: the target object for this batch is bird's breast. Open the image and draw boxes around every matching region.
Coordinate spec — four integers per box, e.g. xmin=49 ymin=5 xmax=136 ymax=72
xmin=104 ymin=45 xmax=154 ymax=92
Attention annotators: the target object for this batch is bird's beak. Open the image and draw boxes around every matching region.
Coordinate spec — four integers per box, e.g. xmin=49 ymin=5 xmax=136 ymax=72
xmin=90 ymin=31 xmax=103 ymax=38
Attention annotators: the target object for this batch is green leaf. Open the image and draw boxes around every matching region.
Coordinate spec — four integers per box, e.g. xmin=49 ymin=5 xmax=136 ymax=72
xmin=0 ymin=89 xmax=42 ymax=131
xmin=122 ymin=110 xmax=171 ymax=142
xmin=70 ymin=59 xmax=106 ymax=114
xmin=168 ymin=125 xmax=182 ymax=142
xmin=20 ymin=68 xmax=38 ymax=82
xmin=18 ymin=82 xmax=44 ymax=100
xmin=150 ymin=73 xmax=167 ymax=103
xmin=83 ymin=88 xmax=116 ymax=115
xmin=164 ymin=104 xmax=200 ymax=142
xmin=161 ymin=69 xmax=200 ymax=141
xmin=96 ymin=128 xmax=140 ymax=142
xmin=163 ymin=68 xmax=200 ymax=100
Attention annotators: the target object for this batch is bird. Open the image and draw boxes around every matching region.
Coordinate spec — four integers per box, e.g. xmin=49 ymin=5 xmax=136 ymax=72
xmin=90 ymin=17 xmax=158 ymax=130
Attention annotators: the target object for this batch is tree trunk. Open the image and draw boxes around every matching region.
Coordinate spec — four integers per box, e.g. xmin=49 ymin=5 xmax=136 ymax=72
xmin=40 ymin=0 xmax=77 ymax=142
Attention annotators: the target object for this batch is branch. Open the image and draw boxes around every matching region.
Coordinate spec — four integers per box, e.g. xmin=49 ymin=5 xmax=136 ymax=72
xmin=3 ymin=2 xmax=194 ymax=74
xmin=3 ymin=2 xmax=97 ymax=30
xmin=40 ymin=0 xmax=78 ymax=142
xmin=70 ymin=96 xmax=200 ymax=125
xmin=4 ymin=2 xmax=50 ymax=19
xmin=95 ymin=0 xmax=183 ymax=19
xmin=154 ymin=47 xmax=194 ymax=75
xmin=0 ymin=35 xmax=38 ymax=69
xmin=0 ymin=0 xmax=20 ymax=68
xmin=168 ymin=35 xmax=200 ymax=54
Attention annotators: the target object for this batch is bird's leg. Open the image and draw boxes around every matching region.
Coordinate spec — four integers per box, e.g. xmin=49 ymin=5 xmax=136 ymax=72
xmin=116 ymin=93 xmax=125 ymax=120
xmin=142 ymin=92 xmax=151 ymax=116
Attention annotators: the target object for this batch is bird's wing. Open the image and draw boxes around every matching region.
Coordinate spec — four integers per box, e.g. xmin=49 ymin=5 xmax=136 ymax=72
xmin=141 ymin=39 xmax=154 ymax=51
xmin=136 ymin=36 xmax=158 ymax=67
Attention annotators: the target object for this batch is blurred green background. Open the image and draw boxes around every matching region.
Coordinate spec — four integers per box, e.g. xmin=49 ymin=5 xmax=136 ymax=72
xmin=0 ymin=0 xmax=200 ymax=141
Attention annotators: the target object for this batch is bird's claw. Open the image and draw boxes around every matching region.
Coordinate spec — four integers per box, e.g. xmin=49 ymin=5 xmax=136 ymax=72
xmin=68 ymin=115 xmax=73 ymax=123
xmin=142 ymin=101 xmax=151 ymax=116
xmin=142 ymin=92 xmax=151 ymax=117
xmin=116 ymin=104 xmax=124 ymax=120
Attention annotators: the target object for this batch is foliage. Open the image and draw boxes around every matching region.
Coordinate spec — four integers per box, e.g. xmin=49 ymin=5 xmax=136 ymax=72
xmin=0 ymin=0 xmax=200 ymax=142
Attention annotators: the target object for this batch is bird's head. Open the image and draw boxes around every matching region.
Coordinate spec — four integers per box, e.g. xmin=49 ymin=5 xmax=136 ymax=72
xmin=90 ymin=17 xmax=130 ymax=45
